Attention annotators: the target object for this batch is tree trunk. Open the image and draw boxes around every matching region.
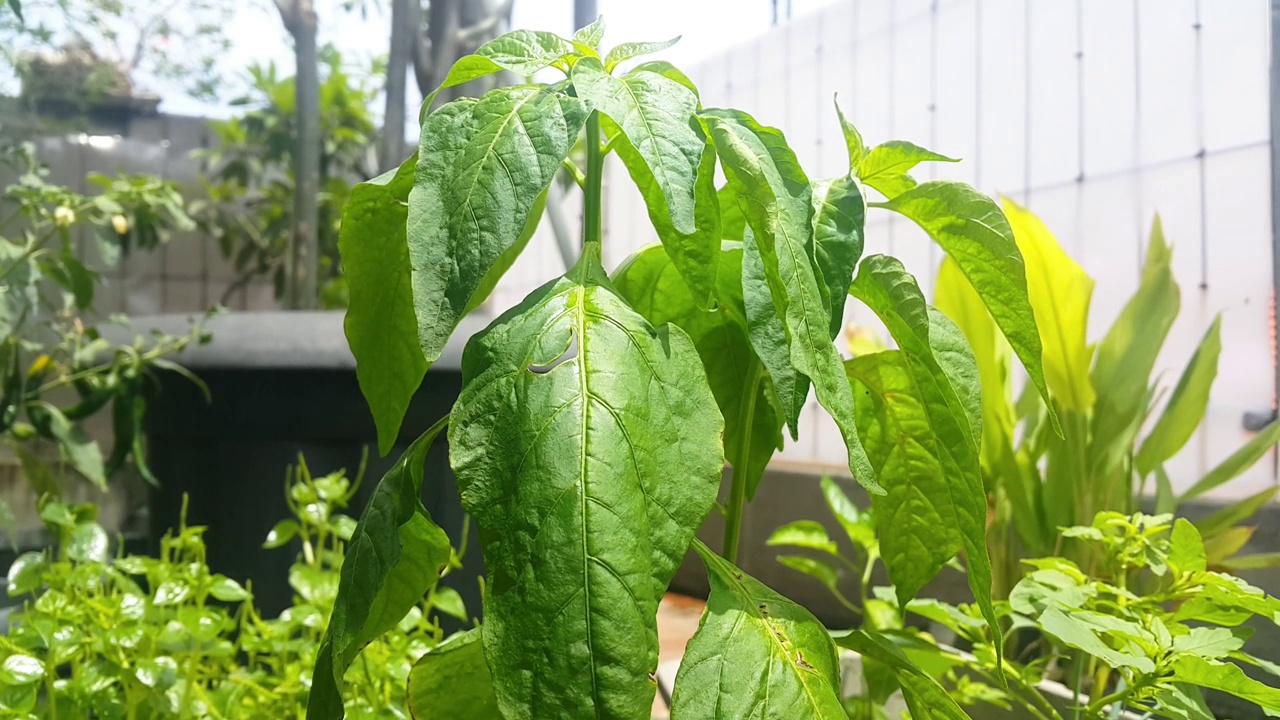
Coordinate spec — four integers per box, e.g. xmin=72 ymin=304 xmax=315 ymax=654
xmin=380 ymin=0 xmax=412 ymax=172
xmin=287 ymin=0 xmax=320 ymax=309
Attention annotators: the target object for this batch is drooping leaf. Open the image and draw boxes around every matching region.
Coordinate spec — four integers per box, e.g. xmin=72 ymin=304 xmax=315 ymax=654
xmin=406 ymin=628 xmax=499 ymax=720
xmin=1137 ymin=317 xmax=1222 ymax=476
xmin=856 ymin=142 xmax=958 ymax=200
xmin=847 ymin=256 xmax=996 ymax=638
xmin=31 ymin=401 xmax=105 ymax=489
xmin=704 ymin=108 xmax=881 ymax=494
xmin=408 ymin=86 xmax=587 ymax=365
xmin=574 ymin=58 xmax=719 ymax=304
xmin=880 ymin=181 xmax=1059 ymax=435
xmin=846 ymin=350 xmax=995 ymax=635
xmin=1196 ymin=486 xmax=1278 ymax=537
xmin=810 ymin=175 xmax=866 ymax=338
xmin=742 ymin=230 xmax=809 ymax=439
xmin=1182 ymin=418 xmax=1280 ymax=501
xmin=1171 ymin=655 xmax=1280 ymax=713
xmin=308 ymin=419 xmax=453 ymax=720
xmin=613 ymin=243 xmax=782 ymax=500
xmin=340 ymin=158 xmax=427 ymax=454
xmin=820 ymin=476 xmax=876 ymax=550
xmin=1090 ymin=217 xmax=1180 ymax=476
xmin=670 ymin=541 xmax=845 ymax=719
xmin=450 ymin=250 xmax=723 ymax=719
xmin=1003 ymin=199 xmax=1095 ymax=413
xmin=832 ymin=630 xmax=970 ymax=720
xmin=604 ymin=37 xmax=681 ymax=72
xmin=6 ymin=0 xmax=23 ymax=24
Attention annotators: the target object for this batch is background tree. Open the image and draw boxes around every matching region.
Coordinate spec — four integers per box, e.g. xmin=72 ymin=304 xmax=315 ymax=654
xmin=273 ymin=0 xmax=321 ymax=310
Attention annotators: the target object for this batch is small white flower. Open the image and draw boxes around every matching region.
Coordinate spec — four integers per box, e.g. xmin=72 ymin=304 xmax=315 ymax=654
xmin=54 ymin=205 xmax=75 ymax=227
xmin=111 ymin=214 xmax=129 ymax=235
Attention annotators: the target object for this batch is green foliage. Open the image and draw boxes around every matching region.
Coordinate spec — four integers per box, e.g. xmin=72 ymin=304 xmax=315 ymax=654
xmin=671 ymin=541 xmax=846 ymax=718
xmin=2 ymin=458 xmax=465 ymax=719
xmin=192 ymin=52 xmax=379 ymax=308
xmin=819 ymin=511 xmax=1280 ymax=719
xmin=0 ymin=141 xmax=207 ymax=521
xmin=329 ymin=17 xmax=1051 ymax=720
xmin=938 ymin=203 xmax=1280 ymax=595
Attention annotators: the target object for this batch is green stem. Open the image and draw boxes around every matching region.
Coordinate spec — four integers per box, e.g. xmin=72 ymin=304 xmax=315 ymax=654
xmin=1084 ymin=682 xmax=1136 ymax=717
xmin=723 ymin=361 xmax=763 ymax=564
xmin=583 ymin=111 xmax=604 ymax=249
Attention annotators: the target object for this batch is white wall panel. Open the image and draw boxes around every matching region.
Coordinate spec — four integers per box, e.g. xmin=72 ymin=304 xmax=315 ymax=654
xmin=1081 ymin=0 xmax=1138 ymax=178
xmin=1201 ymin=0 xmax=1269 ymax=152
xmin=1136 ymin=0 xmax=1199 ymax=165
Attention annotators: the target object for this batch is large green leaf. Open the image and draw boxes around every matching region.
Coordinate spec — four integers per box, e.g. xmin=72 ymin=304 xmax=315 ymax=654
xmin=855 ymin=141 xmax=958 ymax=200
xmin=406 ymin=628 xmax=499 ymax=720
xmin=308 ymin=419 xmax=453 ymax=720
xmin=1038 ymin=606 xmax=1155 ymax=673
xmin=810 ymin=175 xmax=866 ymax=339
xmin=1004 ymin=199 xmax=1095 ymax=413
xmin=408 ymin=86 xmax=587 ymax=363
xmin=573 ymin=58 xmax=719 ymax=304
xmin=1171 ymin=655 xmax=1280 ymax=713
xmin=846 ymin=255 xmax=996 ymax=644
xmin=704 ymin=108 xmax=880 ymax=493
xmin=340 ymin=157 xmax=424 ymax=454
xmin=1090 ymin=218 xmax=1180 ymax=476
xmin=880 ymin=180 xmax=1058 ymax=435
xmin=613 ymin=243 xmax=782 ymax=499
xmin=670 ymin=541 xmax=845 ymax=719
xmin=1137 ymin=316 xmax=1222 ymax=476
xmin=450 ymin=249 xmax=723 ymax=719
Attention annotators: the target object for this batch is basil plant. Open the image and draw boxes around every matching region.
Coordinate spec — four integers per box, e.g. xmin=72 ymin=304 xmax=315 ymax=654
xmin=308 ymin=19 xmax=1057 ymax=720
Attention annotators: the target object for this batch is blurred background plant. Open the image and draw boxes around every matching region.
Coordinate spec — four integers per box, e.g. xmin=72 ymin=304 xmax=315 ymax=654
xmin=190 ymin=49 xmax=379 ymax=309
xmin=0 ymin=456 xmax=469 ymax=718
xmin=0 ymin=138 xmax=209 ymax=541
xmin=932 ymin=204 xmax=1280 ymax=599
xmin=772 ymin=487 xmax=1280 ymax=718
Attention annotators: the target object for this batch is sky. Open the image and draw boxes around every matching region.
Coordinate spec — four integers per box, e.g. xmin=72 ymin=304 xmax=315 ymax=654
xmin=157 ymin=0 xmax=840 ymax=117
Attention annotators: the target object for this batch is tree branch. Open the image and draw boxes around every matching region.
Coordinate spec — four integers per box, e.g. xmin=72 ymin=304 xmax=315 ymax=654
xmin=456 ymin=0 xmax=512 ymax=46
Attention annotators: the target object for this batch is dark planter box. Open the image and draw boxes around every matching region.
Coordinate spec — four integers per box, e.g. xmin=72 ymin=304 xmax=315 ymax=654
xmin=139 ymin=311 xmax=486 ymax=622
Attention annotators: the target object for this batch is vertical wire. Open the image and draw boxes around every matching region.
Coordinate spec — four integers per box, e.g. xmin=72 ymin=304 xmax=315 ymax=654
xmin=887 ymin=0 xmax=898 ymax=255
xmin=927 ymin=0 xmax=940 ymax=285
xmin=1133 ymin=0 xmax=1146 ymax=268
xmin=1023 ymin=0 xmax=1033 ymax=204
xmin=974 ymin=0 xmax=984 ymax=191
xmin=1193 ymin=0 xmax=1209 ymax=290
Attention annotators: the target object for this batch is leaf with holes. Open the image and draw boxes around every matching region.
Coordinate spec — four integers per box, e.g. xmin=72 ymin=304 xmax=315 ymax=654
xmin=450 ymin=250 xmax=723 ymax=719
xmin=705 ymin=108 xmax=880 ymax=494
xmin=408 ymin=86 xmax=587 ymax=365
xmin=670 ymin=541 xmax=845 ymax=719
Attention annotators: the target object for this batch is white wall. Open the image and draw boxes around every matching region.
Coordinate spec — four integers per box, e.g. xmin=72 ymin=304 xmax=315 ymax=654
xmin=490 ymin=0 xmax=1277 ymax=501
